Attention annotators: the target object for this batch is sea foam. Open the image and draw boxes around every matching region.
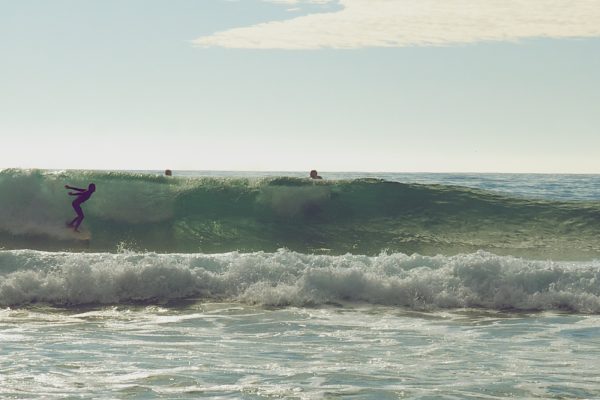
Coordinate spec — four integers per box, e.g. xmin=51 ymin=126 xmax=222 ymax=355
xmin=1 ymin=249 xmax=599 ymax=313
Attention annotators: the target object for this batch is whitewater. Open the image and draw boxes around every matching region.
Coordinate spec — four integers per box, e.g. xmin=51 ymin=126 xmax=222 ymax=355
xmin=1 ymin=169 xmax=600 ymax=398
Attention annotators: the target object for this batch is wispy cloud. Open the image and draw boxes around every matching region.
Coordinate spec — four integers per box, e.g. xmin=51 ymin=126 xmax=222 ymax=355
xmin=264 ymin=0 xmax=333 ymax=13
xmin=263 ymin=0 xmax=334 ymax=4
xmin=194 ymin=0 xmax=600 ymax=49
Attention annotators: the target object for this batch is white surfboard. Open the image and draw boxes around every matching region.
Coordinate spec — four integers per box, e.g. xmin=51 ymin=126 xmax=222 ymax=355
xmin=64 ymin=225 xmax=92 ymax=241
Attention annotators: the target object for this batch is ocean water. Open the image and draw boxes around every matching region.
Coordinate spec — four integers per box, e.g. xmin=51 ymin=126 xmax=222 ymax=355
xmin=1 ymin=169 xmax=600 ymax=399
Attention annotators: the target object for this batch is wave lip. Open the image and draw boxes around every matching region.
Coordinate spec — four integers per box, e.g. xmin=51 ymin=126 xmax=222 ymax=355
xmin=1 ymin=249 xmax=599 ymax=313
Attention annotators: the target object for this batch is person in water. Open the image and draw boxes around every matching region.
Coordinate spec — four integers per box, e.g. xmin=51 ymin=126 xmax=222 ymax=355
xmin=309 ymin=170 xmax=322 ymax=179
xmin=65 ymin=183 xmax=96 ymax=231
xmin=164 ymin=169 xmax=172 ymax=176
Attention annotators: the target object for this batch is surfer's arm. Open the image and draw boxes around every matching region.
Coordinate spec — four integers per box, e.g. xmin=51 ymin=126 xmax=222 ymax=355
xmin=65 ymin=185 xmax=86 ymax=191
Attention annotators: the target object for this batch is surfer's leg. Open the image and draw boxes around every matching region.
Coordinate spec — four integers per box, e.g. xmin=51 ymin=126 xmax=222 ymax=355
xmin=73 ymin=216 xmax=84 ymax=231
xmin=70 ymin=204 xmax=84 ymax=230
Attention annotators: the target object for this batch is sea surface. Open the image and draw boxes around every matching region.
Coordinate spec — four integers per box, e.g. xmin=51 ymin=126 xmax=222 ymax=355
xmin=1 ymin=169 xmax=600 ymax=399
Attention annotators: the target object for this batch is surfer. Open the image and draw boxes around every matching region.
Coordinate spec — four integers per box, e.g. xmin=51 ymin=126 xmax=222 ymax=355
xmin=65 ymin=183 xmax=96 ymax=232
xmin=165 ymin=169 xmax=172 ymax=176
xmin=309 ymin=170 xmax=322 ymax=179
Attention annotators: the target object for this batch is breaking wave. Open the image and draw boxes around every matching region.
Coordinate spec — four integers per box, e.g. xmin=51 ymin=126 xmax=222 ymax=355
xmin=1 ymin=249 xmax=600 ymax=313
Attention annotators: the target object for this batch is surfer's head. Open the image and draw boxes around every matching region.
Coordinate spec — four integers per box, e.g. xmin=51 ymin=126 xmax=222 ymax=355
xmin=310 ymin=170 xmax=322 ymax=179
xmin=88 ymin=183 xmax=96 ymax=192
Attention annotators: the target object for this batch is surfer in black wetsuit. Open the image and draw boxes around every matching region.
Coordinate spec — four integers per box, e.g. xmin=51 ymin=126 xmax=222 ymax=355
xmin=309 ymin=170 xmax=322 ymax=179
xmin=65 ymin=183 xmax=96 ymax=232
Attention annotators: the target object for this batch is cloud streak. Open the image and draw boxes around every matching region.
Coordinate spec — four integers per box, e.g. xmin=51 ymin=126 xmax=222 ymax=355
xmin=194 ymin=0 xmax=600 ymax=49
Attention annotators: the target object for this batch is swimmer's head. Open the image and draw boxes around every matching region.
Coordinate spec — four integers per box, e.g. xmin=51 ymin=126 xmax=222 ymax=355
xmin=88 ymin=183 xmax=96 ymax=192
xmin=310 ymin=170 xmax=318 ymax=178
xmin=165 ymin=169 xmax=172 ymax=176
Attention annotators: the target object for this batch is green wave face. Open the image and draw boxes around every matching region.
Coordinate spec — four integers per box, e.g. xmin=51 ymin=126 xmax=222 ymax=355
xmin=1 ymin=169 xmax=600 ymax=259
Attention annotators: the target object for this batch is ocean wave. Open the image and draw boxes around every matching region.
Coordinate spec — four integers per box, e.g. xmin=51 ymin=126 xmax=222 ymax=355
xmin=1 ymin=169 xmax=600 ymax=258
xmin=1 ymin=249 xmax=600 ymax=313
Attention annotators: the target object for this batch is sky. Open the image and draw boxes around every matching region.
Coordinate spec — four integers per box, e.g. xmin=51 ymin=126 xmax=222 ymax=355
xmin=1 ymin=0 xmax=599 ymax=173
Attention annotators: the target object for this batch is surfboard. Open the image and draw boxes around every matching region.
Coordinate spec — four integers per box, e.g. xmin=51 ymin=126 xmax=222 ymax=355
xmin=65 ymin=224 xmax=92 ymax=241
xmin=73 ymin=230 xmax=92 ymax=241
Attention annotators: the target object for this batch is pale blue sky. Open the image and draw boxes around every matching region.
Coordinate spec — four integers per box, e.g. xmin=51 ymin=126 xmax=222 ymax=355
xmin=1 ymin=0 xmax=599 ymax=172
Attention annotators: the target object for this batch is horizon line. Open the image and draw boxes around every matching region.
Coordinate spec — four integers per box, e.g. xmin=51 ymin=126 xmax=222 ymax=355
xmin=2 ymin=167 xmax=599 ymax=176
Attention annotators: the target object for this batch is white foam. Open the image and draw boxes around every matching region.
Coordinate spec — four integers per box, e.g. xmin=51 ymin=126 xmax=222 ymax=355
xmin=1 ymin=249 xmax=599 ymax=312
